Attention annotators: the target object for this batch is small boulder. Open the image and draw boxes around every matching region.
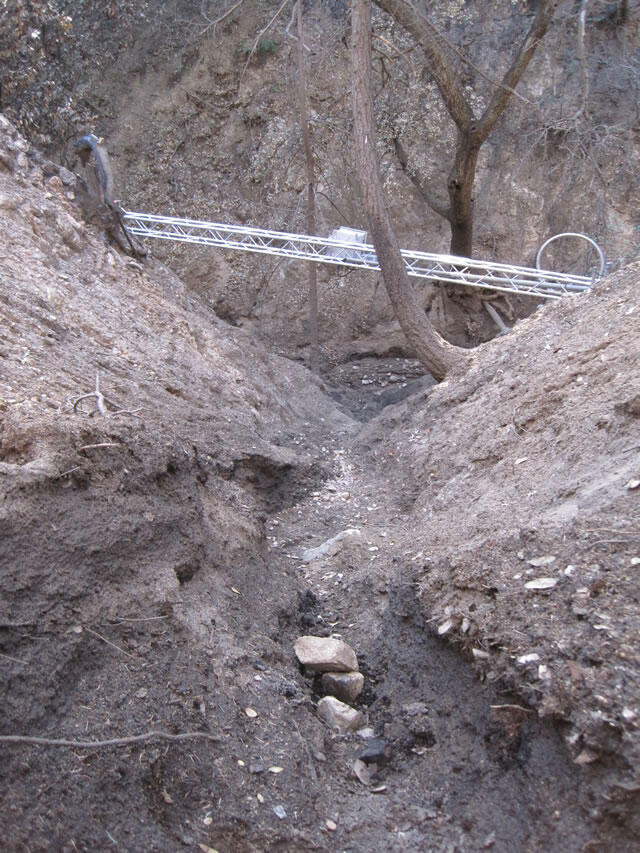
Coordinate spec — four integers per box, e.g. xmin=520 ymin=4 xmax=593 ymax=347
xmin=294 ymin=635 xmax=358 ymax=672
xmin=317 ymin=696 xmax=363 ymax=733
xmin=320 ymin=671 xmax=364 ymax=703
xmin=358 ymin=737 xmax=391 ymax=766
xmin=58 ymin=166 xmax=76 ymax=186
xmin=301 ymin=528 xmax=361 ymax=563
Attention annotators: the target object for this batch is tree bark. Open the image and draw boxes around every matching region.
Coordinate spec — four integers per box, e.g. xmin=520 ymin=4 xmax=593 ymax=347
xmin=351 ymin=0 xmax=461 ymax=380
xmin=448 ymin=133 xmax=480 ymax=257
xmin=296 ymin=0 xmax=319 ymax=372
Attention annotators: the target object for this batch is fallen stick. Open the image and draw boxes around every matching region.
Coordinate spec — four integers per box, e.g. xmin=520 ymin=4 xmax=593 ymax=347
xmin=0 ymin=731 xmax=220 ymax=748
xmin=0 ymin=651 xmax=28 ymax=665
xmin=83 ymin=625 xmax=134 ymax=658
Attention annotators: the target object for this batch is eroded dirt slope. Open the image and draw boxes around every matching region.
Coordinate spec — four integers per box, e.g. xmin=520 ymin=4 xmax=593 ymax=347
xmin=1 ymin=115 xmax=640 ymax=852
xmin=352 ymin=263 xmax=640 ymax=836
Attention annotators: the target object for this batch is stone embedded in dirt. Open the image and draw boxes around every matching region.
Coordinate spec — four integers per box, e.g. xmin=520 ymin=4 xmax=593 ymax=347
xmin=527 ymin=555 xmax=557 ymax=567
xmin=358 ymin=737 xmax=391 ymax=766
xmin=402 ymin=701 xmax=429 ymax=717
xmin=320 ymin=671 xmax=364 ymax=703
xmin=357 ymin=727 xmax=376 ymax=739
xmin=294 ymin=635 xmax=358 ymax=672
xmin=352 ymin=758 xmax=372 ymax=785
xmin=58 ymin=166 xmax=76 ymax=186
xmin=301 ymin=528 xmax=362 ymax=563
xmin=437 ymin=618 xmax=455 ymax=635
xmin=524 ymin=577 xmax=558 ymax=590
xmin=317 ymin=696 xmax=363 ymax=733
xmin=517 ymin=652 xmax=541 ymax=664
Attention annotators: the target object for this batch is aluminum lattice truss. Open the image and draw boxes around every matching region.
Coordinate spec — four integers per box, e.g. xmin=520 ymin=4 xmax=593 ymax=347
xmin=121 ymin=209 xmax=595 ymax=300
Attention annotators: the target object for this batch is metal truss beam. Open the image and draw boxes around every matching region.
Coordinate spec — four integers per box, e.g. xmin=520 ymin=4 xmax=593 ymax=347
xmin=121 ymin=209 xmax=595 ymax=300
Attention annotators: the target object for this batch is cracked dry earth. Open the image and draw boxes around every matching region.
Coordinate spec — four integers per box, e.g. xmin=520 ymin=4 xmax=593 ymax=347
xmin=1 ymin=114 xmax=640 ymax=851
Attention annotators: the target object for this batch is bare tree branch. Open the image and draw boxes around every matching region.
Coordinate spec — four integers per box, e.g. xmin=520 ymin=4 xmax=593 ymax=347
xmin=576 ymin=0 xmax=590 ymax=117
xmin=199 ymin=0 xmax=244 ymax=37
xmin=374 ymin=0 xmax=474 ymax=131
xmin=476 ymin=0 xmax=558 ymax=142
xmin=242 ymin=0 xmax=290 ymax=74
xmin=393 ymin=136 xmax=452 ymax=221
xmin=373 ymin=0 xmax=558 ymax=258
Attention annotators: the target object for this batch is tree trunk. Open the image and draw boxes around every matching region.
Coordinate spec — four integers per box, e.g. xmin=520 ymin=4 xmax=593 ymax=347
xmin=351 ymin=0 xmax=461 ymax=380
xmin=448 ymin=135 xmax=480 ymax=257
xmin=296 ymin=1 xmax=319 ymax=373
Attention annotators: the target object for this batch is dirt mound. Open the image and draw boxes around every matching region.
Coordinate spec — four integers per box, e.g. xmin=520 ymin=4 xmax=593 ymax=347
xmin=0 ymin=115 xmax=350 ymax=850
xmin=356 ymin=262 xmax=640 ymax=834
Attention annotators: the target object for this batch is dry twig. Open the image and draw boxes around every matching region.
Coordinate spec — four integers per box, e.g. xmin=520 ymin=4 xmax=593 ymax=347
xmin=242 ymin=0 xmax=290 ymax=74
xmin=73 ymin=372 xmax=110 ymax=415
xmin=199 ymin=0 xmax=244 ymax=37
xmin=0 ymin=731 xmax=220 ymax=749
xmin=0 ymin=651 xmax=28 ymax=665
xmin=72 ymin=372 xmax=142 ymax=418
xmin=490 ymin=703 xmax=533 ymax=713
xmin=84 ymin=626 xmax=134 ymax=657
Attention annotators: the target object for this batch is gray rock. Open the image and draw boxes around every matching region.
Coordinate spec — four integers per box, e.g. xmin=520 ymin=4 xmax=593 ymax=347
xmin=358 ymin=737 xmax=391 ymax=765
xmin=301 ymin=528 xmax=361 ymax=563
xmin=294 ymin=635 xmax=358 ymax=672
xmin=58 ymin=166 xmax=76 ymax=186
xmin=320 ymin=671 xmax=364 ymax=703
xmin=317 ymin=696 xmax=363 ymax=733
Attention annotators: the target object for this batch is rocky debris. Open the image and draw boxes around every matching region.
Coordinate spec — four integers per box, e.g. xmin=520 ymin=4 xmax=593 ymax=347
xmin=317 ymin=696 xmax=363 ymax=734
xmin=294 ymin=635 xmax=358 ymax=673
xmin=320 ymin=671 xmax=364 ymax=704
xmin=294 ymin=635 xmax=366 ymax=730
xmin=358 ymin=737 xmax=391 ymax=766
xmin=351 ymin=758 xmax=373 ymax=786
xmin=301 ymin=528 xmax=362 ymax=563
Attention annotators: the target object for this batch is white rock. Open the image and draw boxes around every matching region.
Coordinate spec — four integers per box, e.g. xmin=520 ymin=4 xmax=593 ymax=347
xmin=527 ymin=555 xmax=556 ymax=568
xmin=472 ymin=648 xmax=490 ymax=660
xmin=317 ymin=696 xmax=363 ymax=733
xmin=294 ymin=635 xmax=358 ymax=672
xmin=301 ymin=528 xmax=361 ymax=563
xmin=524 ymin=577 xmax=558 ymax=590
xmin=320 ymin=671 xmax=364 ymax=703
xmin=357 ymin=727 xmax=376 ymax=739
